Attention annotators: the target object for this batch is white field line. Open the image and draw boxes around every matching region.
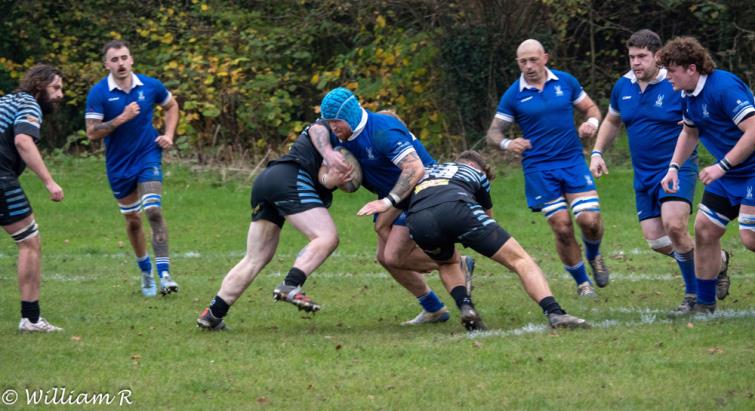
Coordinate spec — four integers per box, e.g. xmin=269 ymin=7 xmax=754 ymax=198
xmin=1 ymin=270 xmax=754 ymax=283
xmin=0 ymin=247 xmax=689 ymax=260
xmin=464 ymin=308 xmax=755 ymax=340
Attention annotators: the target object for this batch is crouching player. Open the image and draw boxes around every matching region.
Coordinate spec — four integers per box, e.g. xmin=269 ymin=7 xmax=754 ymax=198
xmin=197 ymin=120 xmax=352 ymax=330
xmin=405 ymin=151 xmax=589 ymax=331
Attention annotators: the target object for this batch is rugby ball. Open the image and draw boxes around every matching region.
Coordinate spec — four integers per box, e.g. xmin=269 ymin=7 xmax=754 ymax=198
xmin=335 ymin=146 xmax=362 ymax=193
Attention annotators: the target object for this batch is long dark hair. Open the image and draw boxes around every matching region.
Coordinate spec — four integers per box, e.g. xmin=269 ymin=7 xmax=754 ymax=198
xmin=16 ymin=64 xmax=62 ymax=102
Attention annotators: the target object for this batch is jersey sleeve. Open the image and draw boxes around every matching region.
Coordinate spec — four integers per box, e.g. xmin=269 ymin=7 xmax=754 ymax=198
xmin=85 ymin=85 xmax=105 ymax=121
xmin=13 ymin=95 xmax=43 ymax=142
xmin=495 ymin=85 xmax=516 ymax=123
xmin=608 ymin=80 xmax=621 ymax=116
xmin=152 ymin=78 xmax=172 ymax=107
xmin=566 ymin=73 xmax=587 ymax=104
xmin=372 ymin=126 xmax=417 ymax=166
xmin=475 ymin=174 xmax=493 ymax=209
xmin=681 ymin=96 xmax=695 ymax=127
xmin=721 ymin=78 xmax=755 ymax=126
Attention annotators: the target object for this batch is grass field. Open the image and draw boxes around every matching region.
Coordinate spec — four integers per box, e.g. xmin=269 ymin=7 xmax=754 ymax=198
xmin=1 ymin=156 xmax=753 ymax=410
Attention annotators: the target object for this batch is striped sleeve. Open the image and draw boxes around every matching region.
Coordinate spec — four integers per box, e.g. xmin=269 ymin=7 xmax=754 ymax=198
xmin=13 ymin=94 xmax=42 ymax=141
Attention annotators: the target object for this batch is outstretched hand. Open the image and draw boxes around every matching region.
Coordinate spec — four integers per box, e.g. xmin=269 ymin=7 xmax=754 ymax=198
xmin=357 ymin=199 xmax=391 ymax=216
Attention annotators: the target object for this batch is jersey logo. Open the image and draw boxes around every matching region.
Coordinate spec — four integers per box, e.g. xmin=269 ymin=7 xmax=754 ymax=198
xmin=554 ymin=85 xmax=564 ymax=96
xmin=366 ymin=147 xmax=375 ymax=160
xmin=138 ymin=91 xmax=146 ymax=102
xmin=108 ymin=97 xmax=120 ymax=101
xmin=622 ymin=96 xmax=632 ymax=100
xmin=654 ymin=94 xmax=664 ymax=107
xmin=702 ymin=104 xmax=710 ymax=118
xmin=25 ymin=115 xmax=40 ymax=126
xmin=520 ymin=96 xmax=533 ymax=103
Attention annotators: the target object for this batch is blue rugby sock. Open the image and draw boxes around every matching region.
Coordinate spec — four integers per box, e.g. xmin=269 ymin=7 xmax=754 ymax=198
xmin=564 ymin=261 xmax=591 ymax=286
xmin=155 ymin=257 xmax=170 ymax=278
xmin=418 ymin=290 xmax=444 ymax=313
xmin=673 ymin=249 xmax=696 ymax=294
xmin=137 ymin=255 xmax=152 ymax=274
xmin=696 ymin=279 xmax=717 ymax=305
xmin=582 ymin=236 xmax=602 ymax=261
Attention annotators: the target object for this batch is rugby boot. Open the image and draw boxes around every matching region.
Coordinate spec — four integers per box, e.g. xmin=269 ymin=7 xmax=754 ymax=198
xmin=577 ymin=282 xmax=597 ymax=298
xmin=401 ymin=307 xmax=450 ymax=325
xmin=196 ymin=307 xmax=226 ymax=331
xmin=716 ymin=250 xmax=731 ymax=300
xmin=18 ymin=317 xmax=63 ymax=333
xmin=273 ymin=284 xmax=321 ymax=313
xmin=142 ymin=271 xmax=157 ymax=297
xmin=588 ymin=255 xmax=610 ymax=288
xmin=547 ymin=313 xmax=590 ymax=329
xmin=160 ymin=272 xmax=179 ymax=295
xmin=460 ymin=304 xmax=487 ymax=332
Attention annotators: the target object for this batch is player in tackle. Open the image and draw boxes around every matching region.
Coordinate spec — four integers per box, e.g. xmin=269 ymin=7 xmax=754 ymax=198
xmin=197 ymin=119 xmax=352 ymax=330
xmin=405 ymin=151 xmax=589 ymax=331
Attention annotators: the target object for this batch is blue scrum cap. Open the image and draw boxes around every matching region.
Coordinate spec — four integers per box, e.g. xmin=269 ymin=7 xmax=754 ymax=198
xmin=320 ymin=87 xmax=362 ymax=130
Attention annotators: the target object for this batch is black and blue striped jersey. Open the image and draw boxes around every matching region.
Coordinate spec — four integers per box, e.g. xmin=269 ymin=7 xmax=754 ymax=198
xmin=408 ymin=162 xmax=492 ymax=212
xmin=0 ymin=92 xmax=43 ymax=177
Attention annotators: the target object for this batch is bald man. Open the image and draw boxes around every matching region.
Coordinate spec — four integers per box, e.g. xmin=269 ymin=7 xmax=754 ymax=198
xmin=486 ymin=39 xmax=608 ymax=298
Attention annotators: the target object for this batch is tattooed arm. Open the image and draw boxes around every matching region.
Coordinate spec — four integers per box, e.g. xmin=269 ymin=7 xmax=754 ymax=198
xmin=486 ymin=117 xmax=531 ymax=155
xmin=356 ymin=151 xmax=424 ymax=217
xmin=86 ymin=102 xmax=141 ymax=141
xmin=308 ymin=123 xmax=349 ymax=173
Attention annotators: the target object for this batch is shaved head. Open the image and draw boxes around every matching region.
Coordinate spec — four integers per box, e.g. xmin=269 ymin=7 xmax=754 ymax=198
xmin=515 ymin=39 xmax=549 ymax=86
xmin=517 ymin=39 xmax=545 ymax=57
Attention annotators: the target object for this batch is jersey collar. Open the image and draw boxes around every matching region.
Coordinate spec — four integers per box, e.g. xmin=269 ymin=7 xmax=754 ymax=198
xmin=622 ymin=67 xmax=667 ymax=84
xmin=347 ymin=109 xmax=368 ymax=141
xmin=107 ymin=73 xmax=144 ymax=91
xmin=682 ymin=74 xmax=708 ymax=97
xmin=519 ymin=67 xmax=559 ymax=91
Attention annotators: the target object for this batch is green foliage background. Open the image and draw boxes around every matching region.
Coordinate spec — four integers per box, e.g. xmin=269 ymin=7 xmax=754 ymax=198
xmin=1 ymin=0 xmax=753 ymax=161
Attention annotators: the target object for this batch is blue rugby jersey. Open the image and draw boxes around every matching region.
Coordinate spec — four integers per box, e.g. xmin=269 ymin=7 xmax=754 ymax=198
xmin=609 ymin=68 xmax=696 ymax=190
xmin=332 ymin=110 xmax=435 ymax=198
xmin=495 ymin=68 xmax=586 ymax=172
xmin=0 ymin=92 xmax=43 ymax=177
xmin=681 ymin=69 xmax=755 ymax=177
xmin=85 ymin=73 xmax=171 ymax=179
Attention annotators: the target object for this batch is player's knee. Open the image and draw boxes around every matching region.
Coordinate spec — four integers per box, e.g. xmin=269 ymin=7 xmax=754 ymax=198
xmin=123 ymin=213 xmax=142 ymax=233
xmin=576 ymin=212 xmax=602 ymax=235
xmin=320 ymin=231 xmax=339 ymax=253
xmin=663 ymin=219 xmax=688 ymax=240
xmin=739 ymin=214 xmax=755 ymax=250
xmin=383 ymin=252 xmax=402 ymax=269
xmin=144 ymin=206 xmax=163 ymax=224
xmin=549 ymin=218 xmax=575 ymax=243
xmin=694 ymin=217 xmax=721 ymax=243
xmin=375 ymin=250 xmax=390 ymax=269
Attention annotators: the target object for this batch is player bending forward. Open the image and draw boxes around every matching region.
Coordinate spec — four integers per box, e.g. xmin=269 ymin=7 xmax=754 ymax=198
xmin=405 ymin=151 xmax=589 ymax=331
xmin=197 ymin=120 xmax=352 ymax=330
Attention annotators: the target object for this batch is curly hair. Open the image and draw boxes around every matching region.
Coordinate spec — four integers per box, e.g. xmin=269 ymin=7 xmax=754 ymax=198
xmin=657 ymin=36 xmax=715 ymax=74
xmin=16 ymin=64 xmax=62 ymax=102
xmin=456 ymin=150 xmax=495 ymax=181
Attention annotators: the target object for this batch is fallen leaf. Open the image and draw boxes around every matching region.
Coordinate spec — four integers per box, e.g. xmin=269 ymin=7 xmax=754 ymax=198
xmin=256 ymin=396 xmax=270 ymax=405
